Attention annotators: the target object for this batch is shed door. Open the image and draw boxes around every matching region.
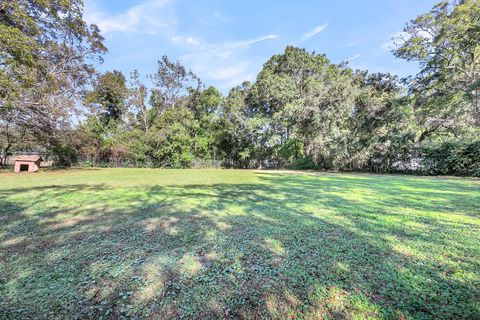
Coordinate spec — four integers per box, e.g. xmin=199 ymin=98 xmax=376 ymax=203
xmin=19 ymin=164 xmax=29 ymax=172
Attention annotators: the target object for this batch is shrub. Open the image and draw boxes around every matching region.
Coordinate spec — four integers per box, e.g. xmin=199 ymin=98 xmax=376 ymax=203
xmin=419 ymin=140 xmax=480 ymax=177
xmin=288 ymin=156 xmax=320 ymax=170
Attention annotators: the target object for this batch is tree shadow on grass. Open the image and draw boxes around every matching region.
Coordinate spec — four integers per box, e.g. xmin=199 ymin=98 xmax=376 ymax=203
xmin=0 ymin=173 xmax=479 ymax=319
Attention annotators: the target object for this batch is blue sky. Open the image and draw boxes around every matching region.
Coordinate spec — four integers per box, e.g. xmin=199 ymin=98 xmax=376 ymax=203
xmin=84 ymin=0 xmax=438 ymax=93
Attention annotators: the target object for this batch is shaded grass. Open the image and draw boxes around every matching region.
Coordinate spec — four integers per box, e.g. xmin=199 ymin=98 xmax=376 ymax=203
xmin=0 ymin=169 xmax=479 ymax=319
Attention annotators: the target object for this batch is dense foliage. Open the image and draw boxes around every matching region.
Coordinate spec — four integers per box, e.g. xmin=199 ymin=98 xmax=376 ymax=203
xmin=1 ymin=0 xmax=479 ymax=175
xmin=419 ymin=140 xmax=480 ymax=176
xmin=0 ymin=0 xmax=106 ymax=165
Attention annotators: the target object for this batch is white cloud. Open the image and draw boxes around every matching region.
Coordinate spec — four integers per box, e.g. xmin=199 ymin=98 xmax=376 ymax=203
xmin=382 ymin=29 xmax=433 ymax=51
xmin=85 ymin=0 xmax=173 ymax=34
xmin=171 ymin=33 xmax=277 ymax=56
xmin=179 ymin=34 xmax=277 ymax=88
xmin=182 ymin=52 xmax=255 ymax=88
xmin=381 ymin=32 xmax=403 ymax=51
xmin=213 ymin=11 xmax=232 ymax=22
xmin=346 ymin=54 xmax=361 ymax=62
xmin=185 ymin=37 xmax=200 ymax=45
xmin=299 ymin=24 xmax=327 ymax=43
xmin=209 ymin=63 xmax=251 ymax=81
xmin=380 ymin=31 xmax=427 ymax=51
xmin=171 ymin=36 xmax=201 ymax=46
xmin=240 ymin=34 xmax=278 ymax=46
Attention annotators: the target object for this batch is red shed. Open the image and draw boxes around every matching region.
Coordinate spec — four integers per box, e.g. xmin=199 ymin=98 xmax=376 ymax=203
xmin=14 ymin=155 xmax=43 ymax=173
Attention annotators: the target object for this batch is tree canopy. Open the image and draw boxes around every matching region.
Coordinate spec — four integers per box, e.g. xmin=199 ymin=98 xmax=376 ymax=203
xmin=0 ymin=0 xmax=106 ymax=165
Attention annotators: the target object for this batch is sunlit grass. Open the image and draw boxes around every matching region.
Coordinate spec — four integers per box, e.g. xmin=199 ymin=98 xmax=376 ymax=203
xmin=1 ymin=169 xmax=479 ymax=319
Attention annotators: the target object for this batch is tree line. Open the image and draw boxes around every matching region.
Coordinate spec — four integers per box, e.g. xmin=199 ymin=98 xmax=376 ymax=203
xmin=1 ymin=0 xmax=479 ymax=176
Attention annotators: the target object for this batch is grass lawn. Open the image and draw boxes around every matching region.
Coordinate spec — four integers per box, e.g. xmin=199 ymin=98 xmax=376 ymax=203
xmin=1 ymin=169 xmax=479 ymax=319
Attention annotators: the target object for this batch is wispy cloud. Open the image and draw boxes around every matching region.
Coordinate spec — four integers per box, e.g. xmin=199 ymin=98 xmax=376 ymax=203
xmin=171 ymin=36 xmax=201 ymax=46
xmin=381 ymin=31 xmax=409 ymax=51
xmin=85 ymin=0 xmax=173 ymax=34
xmin=346 ymin=54 xmax=361 ymax=62
xmin=381 ymin=29 xmax=433 ymax=52
xmin=299 ymin=24 xmax=327 ymax=43
xmin=240 ymin=34 xmax=278 ymax=46
xmin=213 ymin=11 xmax=232 ymax=22
xmin=178 ymin=34 xmax=277 ymax=88
xmin=171 ymin=34 xmax=277 ymax=56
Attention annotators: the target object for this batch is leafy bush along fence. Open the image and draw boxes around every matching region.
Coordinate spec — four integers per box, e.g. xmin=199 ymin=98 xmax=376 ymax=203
xmin=73 ymin=158 xmax=224 ymax=169
xmin=418 ymin=140 xmax=480 ymax=177
xmin=32 ymin=139 xmax=479 ymax=177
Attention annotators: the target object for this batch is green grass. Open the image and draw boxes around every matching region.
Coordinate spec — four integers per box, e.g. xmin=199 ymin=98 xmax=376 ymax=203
xmin=1 ymin=169 xmax=479 ymax=319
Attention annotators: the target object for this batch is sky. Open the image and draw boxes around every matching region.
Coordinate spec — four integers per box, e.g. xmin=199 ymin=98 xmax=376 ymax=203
xmin=84 ymin=0 xmax=439 ymax=93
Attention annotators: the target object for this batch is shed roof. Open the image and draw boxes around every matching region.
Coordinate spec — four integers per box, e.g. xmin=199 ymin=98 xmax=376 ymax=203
xmin=14 ymin=155 xmax=42 ymax=162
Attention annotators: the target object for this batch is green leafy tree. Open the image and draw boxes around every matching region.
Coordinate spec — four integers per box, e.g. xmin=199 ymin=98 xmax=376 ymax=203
xmin=129 ymin=70 xmax=149 ymax=131
xmin=146 ymin=106 xmax=195 ymax=168
xmin=0 ymin=106 xmax=27 ymax=166
xmin=215 ymin=82 xmax=253 ymax=167
xmin=188 ymin=86 xmax=222 ymax=161
xmin=349 ymin=72 xmax=415 ymax=171
xmin=394 ymin=0 xmax=480 ymax=139
xmin=85 ymin=70 xmax=129 ymax=125
xmin=76 ymin=115 xmax=109 ymax=165
xmin=251 ymin=46 xmax=357 ymax=169
xmin=149 ymin=55 xmax=200 ymax=113
xmin=0 ymin=0 xmax=106 ymax=158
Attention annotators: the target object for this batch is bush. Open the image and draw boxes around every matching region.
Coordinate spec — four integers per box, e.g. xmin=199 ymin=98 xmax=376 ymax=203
xmin=419 ymin=140 xmax=480 ymax=177
xmin=288 ymin=156 xmax=320 ymax=170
